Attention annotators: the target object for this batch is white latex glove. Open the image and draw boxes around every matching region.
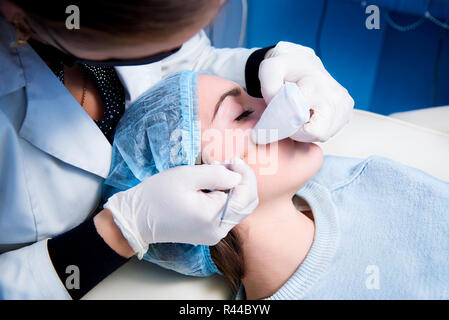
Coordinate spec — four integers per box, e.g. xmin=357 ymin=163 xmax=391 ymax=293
xmin=251 ymin=82 xmax=311 ymax=145
xmin=257 ymin=41 xmax=355 ymax=143
xmin=103 ymin=158 xmax=258 ymax=258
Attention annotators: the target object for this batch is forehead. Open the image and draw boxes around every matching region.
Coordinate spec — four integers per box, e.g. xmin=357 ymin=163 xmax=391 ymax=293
xmin=197 ymin=74 xmax=240 ymax=121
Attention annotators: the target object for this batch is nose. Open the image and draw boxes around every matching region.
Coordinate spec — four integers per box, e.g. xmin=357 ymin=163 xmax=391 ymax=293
xmin=249 ymin=97 xmax=267 ymax=126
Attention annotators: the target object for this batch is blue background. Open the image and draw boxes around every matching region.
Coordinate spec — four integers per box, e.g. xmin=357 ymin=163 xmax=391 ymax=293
xmin=208 ymin=0 xmax=449 ymax=115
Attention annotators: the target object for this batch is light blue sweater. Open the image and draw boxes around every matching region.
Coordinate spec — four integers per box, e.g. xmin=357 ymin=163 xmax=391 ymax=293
xmin=238 ymin=155 xmax=449 ymax=299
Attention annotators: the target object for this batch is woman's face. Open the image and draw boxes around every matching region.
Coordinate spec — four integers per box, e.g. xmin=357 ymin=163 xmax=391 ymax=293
xmin=198 ymin=74 xmax=323 ymax=202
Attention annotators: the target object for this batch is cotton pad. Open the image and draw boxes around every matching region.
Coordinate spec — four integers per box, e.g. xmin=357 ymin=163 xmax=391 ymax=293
xmin=251 ymin=82 xmax=310 ymax=144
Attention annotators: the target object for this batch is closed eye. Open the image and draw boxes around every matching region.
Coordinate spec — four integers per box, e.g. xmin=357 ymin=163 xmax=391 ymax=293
xmin=235 ymin=110 xmax=254 ymax=121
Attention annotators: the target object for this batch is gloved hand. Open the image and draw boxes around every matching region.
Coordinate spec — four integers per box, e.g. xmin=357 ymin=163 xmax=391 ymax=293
xmin=257 ymin=41 xmax=355 ymax=143
xmin=103 ymin=158 xmax=258 ymax=258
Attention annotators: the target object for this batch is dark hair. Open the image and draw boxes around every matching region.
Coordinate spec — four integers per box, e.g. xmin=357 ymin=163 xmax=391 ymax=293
xmin=209 ymin=230 xmax=244 ymax=294
xmin=13 ymin=0 xmax=221 ymax=42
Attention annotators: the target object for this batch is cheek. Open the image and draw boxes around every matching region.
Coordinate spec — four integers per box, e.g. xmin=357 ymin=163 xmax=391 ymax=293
xmin=201 ymin=126 xmax=251 ymax=163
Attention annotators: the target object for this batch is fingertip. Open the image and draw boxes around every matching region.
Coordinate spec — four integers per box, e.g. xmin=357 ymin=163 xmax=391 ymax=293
xmin=228 ymin=156 xmax=245 ymax=169
xmin=259 ymin=58 xmax=285 ymax=103
xmin=228 ymin=158 xmax=257 ymax=182
xmin=195 ymin=164 xmax=242 ymax=190
xmin=230 ymin=170 xmax=243 ymax=185
xmin=219 ymin=163 xmax=243 ymax=186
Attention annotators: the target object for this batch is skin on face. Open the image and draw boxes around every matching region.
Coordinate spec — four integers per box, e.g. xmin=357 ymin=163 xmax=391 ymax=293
xmin=198 ymin=74 xmax=324 ymax=203
xmin=198 ymin=74 xmax=321 ymax=299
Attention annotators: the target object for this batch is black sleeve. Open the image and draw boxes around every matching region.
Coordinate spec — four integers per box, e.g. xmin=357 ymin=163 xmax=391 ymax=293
xmin=244 ymin=45 xmax=276 ymax=98
xmin=47 ymin=216 xmax=130 ymax=300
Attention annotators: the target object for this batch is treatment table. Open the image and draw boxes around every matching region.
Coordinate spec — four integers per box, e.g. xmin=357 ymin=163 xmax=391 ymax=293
xmin=84 ymin=106 xmax=449 ymax=299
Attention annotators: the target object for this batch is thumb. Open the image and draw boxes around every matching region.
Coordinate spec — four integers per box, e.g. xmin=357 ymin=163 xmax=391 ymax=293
xmin=259 ymin=57 xmax=286 ymax=103
xmin=228 ymin=157 xmax=257 ymax=189
xmin=225 ymin=158 xmax=259 ymax=217
xmin=301 ymin=104 xmax=334 ymax=142
xmin=189 ymin=164 xmax=242 ymax=191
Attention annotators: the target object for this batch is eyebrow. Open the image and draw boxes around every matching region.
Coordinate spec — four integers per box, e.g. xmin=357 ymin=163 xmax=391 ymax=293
xmin=212 ymin=87 xmax=242 ymax=121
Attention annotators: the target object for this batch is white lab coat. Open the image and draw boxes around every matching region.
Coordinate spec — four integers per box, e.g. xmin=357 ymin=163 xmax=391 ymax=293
xmin=0 ymin=16 xmax=256 ymax=299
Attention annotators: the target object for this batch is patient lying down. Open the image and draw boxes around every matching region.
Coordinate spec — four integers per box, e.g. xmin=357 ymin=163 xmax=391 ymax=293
xmin=103 ymin=71 xmax=449 ymax=300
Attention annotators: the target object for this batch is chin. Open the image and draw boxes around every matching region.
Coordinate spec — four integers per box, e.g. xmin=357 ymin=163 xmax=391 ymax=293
xmin=254 ymin=140 xmax=324 ymax=200
xmin=303 ymin=141 xmax=323 ymax=161
xmin=300 ymin=142 xmax=324 ymax=174
xmin=284 ymin=140 xmax=324 ymax=184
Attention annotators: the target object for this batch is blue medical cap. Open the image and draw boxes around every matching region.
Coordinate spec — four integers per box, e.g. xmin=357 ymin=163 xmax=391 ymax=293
xmin=103 ymin=70 xmax=220 ymax=277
